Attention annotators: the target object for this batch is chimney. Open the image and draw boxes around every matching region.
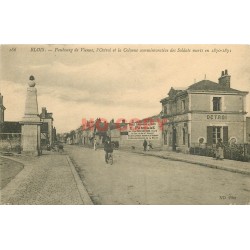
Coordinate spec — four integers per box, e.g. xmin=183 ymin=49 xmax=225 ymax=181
xmin=218 ymin=69 xmax=231 ymax=88
xmin=41 ymin=107 xmax=47 ymax=118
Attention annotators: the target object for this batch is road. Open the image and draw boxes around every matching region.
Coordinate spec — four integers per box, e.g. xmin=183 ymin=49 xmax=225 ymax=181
xmin=66 ymin=145 xmax=250 ymax=205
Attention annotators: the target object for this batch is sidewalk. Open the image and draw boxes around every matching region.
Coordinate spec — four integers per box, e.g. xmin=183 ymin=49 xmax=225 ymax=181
xmin=0 ymin=152 xmax=93 ymax=205
xmin=125 ymin=148 xmax=250 ymax=175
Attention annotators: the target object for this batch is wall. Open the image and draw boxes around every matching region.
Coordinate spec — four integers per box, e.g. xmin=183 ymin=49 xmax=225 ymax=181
xmin=191 ymin=113 xmax=245 ymax=144
xmin=224 ymin=95 xmax=244 ymax=112
xmin=190 ymin=94 xmax=210 ymax=111
xmin=111 ymin=123 xmax=163 ymax=149
xmin=246 ymin=117 xmax=250 ymax=143
xmin=190 ymin=93 xmax=245 ymax=112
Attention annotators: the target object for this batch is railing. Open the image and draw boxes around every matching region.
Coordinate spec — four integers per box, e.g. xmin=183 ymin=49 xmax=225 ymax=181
xmin=0 ymin=133 xmax=21 ymax=153
xmin=189 ymin=143 xmax=250 ymax=162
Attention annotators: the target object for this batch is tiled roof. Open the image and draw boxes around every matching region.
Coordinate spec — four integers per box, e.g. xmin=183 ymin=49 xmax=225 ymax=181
xmin=187 ymin=80 xmax=243 ymax=93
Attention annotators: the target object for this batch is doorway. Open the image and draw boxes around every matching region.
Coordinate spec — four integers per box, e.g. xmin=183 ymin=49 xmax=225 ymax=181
xmin=172 ymin=127 xmax=177 ymax=151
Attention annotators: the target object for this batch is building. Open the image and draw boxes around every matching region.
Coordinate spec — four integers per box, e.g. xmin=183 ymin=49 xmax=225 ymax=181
xmin=160 ymin=70 xmax=249 ymax=153
xmin=246 ymin=117 xmax=250 ymax=143
xmin=0 ymin=94 xmax=22 ymax=152
xmin=81 ymin=118 xmax=109 ymax=147
xmin=0 ymin=93 xmax=6 ymax=133
xmin=0 ymin=94 xmax=21 ymax=137
xmin=110 ymin=115 xmax=163 ymax=149
xmin=40 ymin=107 xmax=55 ymax=146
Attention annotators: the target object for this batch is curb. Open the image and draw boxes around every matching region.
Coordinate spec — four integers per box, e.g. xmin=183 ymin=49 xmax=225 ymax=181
xmin=66 ymin=155 xmax=93 ymax=205
xmin=0 ymin=155 xmax=25 ymax=166
xmin=126 ymin=151 xmax=250 ymax=176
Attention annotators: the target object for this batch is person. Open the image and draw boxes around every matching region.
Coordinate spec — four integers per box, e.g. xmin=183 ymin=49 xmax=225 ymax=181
xmin=148 ymin=141 xmax=153 ymax=150
xmin=143 ymin=139 xmax=147 ymax=152
xmin=93 ymin=138 xmax=97 ymax=151
xmin=104 ymin=138 xmax=113 ymax=163
xmin=215 ymin=138 xmax=224 ymax=160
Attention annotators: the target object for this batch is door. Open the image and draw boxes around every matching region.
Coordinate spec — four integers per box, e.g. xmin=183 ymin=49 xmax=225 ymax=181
xmin=172 ymin=127 xmax=177 ymax=151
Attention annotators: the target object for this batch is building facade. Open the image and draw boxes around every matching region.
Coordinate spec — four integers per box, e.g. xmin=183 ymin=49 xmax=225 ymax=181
xmin=160 ymin=70 xmax=249 ymax=153
xmin=110 ymin=116 xmax=163 ymax=149
xmin=0 ymin=93 xmax=6 ymax=133
xmin=40 ymin=107 xmax=55 ymax=146
xmin=246 ymin=117 xmax=250 ymax=143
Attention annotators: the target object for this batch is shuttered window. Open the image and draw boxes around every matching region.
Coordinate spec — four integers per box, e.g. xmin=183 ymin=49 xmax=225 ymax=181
xmin=207 ymin=126 xmax=228 ymax=145
xmin=213 ymin=97 xmax=221 ymax=111
xmin=207 ymin=126 xmax=213 ymax=145
xmin=223 ymin=127 xmax=228 ymax=143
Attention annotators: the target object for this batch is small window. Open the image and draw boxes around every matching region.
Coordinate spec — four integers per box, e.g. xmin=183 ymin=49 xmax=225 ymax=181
xmin=163 ymin=105 xmax=168 ymax=114
xmin=199 ymin=137 xmax=205 ymax=144
xmin=213 ymin=97 xmax=221 ymax=111
xmin=181 ymin=100 xmax=186 ymax=112
xmin=229 ymin=137 xmax=237 ymax=145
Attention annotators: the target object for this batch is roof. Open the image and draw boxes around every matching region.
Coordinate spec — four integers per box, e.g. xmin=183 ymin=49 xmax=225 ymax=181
xmin=2 ymin=121 xmax=21 ymax=133
xmin=161 ymin=80 xmax=248 ymax=103
xmin=187 ymin=80 xmax=245 ymax=93
xmin=141 ymin=113 xmax=162 ymax=121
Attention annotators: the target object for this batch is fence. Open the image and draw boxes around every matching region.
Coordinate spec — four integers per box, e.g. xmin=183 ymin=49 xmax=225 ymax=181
xmin=190 ymin=143 xmax=250 ymax=162
xmin=0 ymin=133 xmax=22 ymax=153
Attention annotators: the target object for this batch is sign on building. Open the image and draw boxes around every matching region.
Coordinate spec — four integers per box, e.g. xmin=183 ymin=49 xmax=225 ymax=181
xmin=128 ymin=121 xmax=160 ymax=140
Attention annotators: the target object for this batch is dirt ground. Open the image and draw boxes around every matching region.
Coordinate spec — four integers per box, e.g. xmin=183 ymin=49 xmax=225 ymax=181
xmin=0 ymin=158 xmax=24 ymax=189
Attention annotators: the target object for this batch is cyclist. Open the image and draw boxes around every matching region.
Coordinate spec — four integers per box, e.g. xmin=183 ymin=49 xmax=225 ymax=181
xmin=104 ymin=137 xmax=113 ymax=163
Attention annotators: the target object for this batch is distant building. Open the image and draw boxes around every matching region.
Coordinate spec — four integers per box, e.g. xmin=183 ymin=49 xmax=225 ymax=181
xmin=81 ymin=118 xmax=109 ymax=147
xmin=1 ymin=121 xmax=21 ymax=133
xmin=0 ymin=93 xmax=6 ymax=133
xmin=246 ymin=117 xmax=250 ymax=143
xmin=0 ymin=93 xmax=21 ymax=136
xmin=40 ymin=107 xmax=55 ymax=146
xmin=110 ymin=115 xmax=163 ymax=149
xmin=160 ymin=70 xmax=249 ymax=152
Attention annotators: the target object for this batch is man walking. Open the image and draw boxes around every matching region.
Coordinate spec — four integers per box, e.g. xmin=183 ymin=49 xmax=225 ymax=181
xmin=143 ymin=139 xmax=148 ymax=152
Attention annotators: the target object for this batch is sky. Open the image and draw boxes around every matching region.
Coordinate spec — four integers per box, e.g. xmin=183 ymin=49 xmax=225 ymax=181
xmin=1 ymin=44 xmax=250 ymax=133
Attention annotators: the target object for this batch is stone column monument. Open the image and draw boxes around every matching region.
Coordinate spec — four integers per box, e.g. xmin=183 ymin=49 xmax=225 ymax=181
xmin=20 ymin=76 xmax=42 ymax=156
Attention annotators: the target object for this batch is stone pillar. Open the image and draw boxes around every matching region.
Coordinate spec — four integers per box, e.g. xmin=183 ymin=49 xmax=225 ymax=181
xmin=20 ymin=76 xmax=42 ymax=156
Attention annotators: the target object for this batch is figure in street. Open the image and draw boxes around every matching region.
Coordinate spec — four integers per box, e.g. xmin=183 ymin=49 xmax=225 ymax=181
xmin=148 ymin=141 xmax=153 ymax=150
xmin=104 ymin=138 xmax=113 ymax=163
xmin=215 ymin=138 xmax=224 ymax=160
xmin=143 ymin=139 xmax=148 ymax=152
xmin=93 ymin=138 xmax=97 ymax=151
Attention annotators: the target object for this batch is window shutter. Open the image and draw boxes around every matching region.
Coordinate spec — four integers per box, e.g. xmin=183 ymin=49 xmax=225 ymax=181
xmin=223 ymin=126 xmax=228 ymax=143
xmin=207 ymin=126 xmax=213 ymax=145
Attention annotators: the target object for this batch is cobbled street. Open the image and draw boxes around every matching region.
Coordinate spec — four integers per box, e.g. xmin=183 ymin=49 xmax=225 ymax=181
xmin=67 ymin=145 xmax=250 ymax=205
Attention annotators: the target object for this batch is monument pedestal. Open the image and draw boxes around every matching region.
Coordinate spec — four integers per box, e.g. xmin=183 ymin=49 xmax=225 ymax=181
xmin=20 ymin=76 xmax=42 ymax=156
xmin=20 ymin=122 xmax=42 ymax=156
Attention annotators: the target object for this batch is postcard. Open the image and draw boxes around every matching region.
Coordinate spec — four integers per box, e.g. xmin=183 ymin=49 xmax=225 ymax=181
xmin=1 ymin=44 xmax=250 ymax=205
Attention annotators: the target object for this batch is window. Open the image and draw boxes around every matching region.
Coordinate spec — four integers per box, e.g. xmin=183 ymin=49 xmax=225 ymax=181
xmin=164 ymin=131 xmax=168 ymax=145
xmin=207 ymin=126 xmax=228 ymax=145
xmin=212 ymin=126 xmax=221 ymax=144
xmin=181 ymin=100 xmax=186 ymax=112
xmin=213 ymin=97 xmax=221 ymax=111
xmin=182 ymin=128 xmax=186 ymax=145
xmin=199 ymin=137 xmax=205 ymax=144
xmin=163 ymin=105 xmax=168 ymax=114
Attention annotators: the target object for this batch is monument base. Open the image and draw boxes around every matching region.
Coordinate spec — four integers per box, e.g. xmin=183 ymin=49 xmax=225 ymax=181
xmin=21 ymin=123 xmax=41 ymax=156
xmin=21 ymin=150 xmax=41 ymax=156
